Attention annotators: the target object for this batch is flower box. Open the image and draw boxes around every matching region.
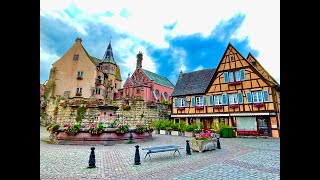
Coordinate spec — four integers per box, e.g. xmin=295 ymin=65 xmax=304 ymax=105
xmin=75 ymin=93 xmax=82 ymax=96
xmin=184 ymin=131 xmax=194 ymax=137
xmin=171 ymin=130 xmax=179 ymax=136
xmin=213 ymin=105 xmax=223 ymax=109
xmin=253 ymin=103 xmax=264 ymax=107
xmin=159 ymin=130 xmax=167 ymax=135
xmin=228 ymin=81 xmax=241 ymax=85
xmin=228 ymin=104 xmax=239 ymax=108
xmin=190 ymin=139 xmax=215 ymax=152
xmin=177 ymin=107 xmax=185 ymax=110
xmin=195 ymin=106 xmax=204 ymax=110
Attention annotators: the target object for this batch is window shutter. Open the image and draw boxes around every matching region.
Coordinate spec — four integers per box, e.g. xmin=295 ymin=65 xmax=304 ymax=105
xmin=235 ymin=71 xmax=241 ymax=81
xmin=263 ymin=90 xmax=269 ymax=102
xmin=238 ymin=92 xmax=243 ymax=104
xmin=185 ymin=98 xmax=188 ymax=106
xmin=203 ymin=96 xmax=207 ymax=106
xmin=209 ymin=95 xmax=213 ymax=106
xmin=174 ymin=99 xmax=177 ymax=107
xmin=246 ymin=92 xmax=252 ymax=103
xmin=229 ymin=72 xmax=234 ymax=82
xmin=191 ymin=97 xmax=195 ymax=107
xmin=224 ymin=72 xmax=229 ymax=83
xmin=222 ymin=94 xmax=228 ymax=105
xmin=240 ymin=69 xmax=245 ymax=80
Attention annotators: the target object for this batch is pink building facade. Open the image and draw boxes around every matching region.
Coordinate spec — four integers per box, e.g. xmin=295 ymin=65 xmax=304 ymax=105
xmin=118 ymin=52 xmax=174 ymax=103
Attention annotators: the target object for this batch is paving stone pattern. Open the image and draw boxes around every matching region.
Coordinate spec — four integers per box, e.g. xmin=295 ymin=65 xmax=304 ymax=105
xmin=40 ymin=127 xmax=280 ymax=180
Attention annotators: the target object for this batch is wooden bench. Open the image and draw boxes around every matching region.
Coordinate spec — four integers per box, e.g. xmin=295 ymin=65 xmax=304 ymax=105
xmin=142 ymin=145 xmax=182 ymax=159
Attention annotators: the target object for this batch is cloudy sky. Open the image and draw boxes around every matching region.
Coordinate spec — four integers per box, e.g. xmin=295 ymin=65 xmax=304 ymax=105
xmin=40 ymin=0 xmax=280 ymax=86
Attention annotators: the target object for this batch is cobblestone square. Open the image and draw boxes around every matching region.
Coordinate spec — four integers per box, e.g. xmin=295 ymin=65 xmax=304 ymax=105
xmin=40 ymin=127 xmax=280 ymax=180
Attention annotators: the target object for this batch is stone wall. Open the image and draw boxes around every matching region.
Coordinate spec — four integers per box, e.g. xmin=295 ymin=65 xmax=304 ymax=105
xmin=115 ymin=100 xmax=171 ymax=127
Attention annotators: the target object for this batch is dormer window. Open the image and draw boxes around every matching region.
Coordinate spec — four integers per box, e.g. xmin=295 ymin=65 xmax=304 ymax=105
xmin=73 ymin=54 xmax=79 ymax=61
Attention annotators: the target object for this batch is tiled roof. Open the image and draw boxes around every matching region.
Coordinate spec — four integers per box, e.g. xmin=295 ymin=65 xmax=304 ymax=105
xmin=171 ymin=68 xmax=216 ymax=97
xmin=102 ymin=43 xmax=117 ymax=64
xmin=142 ymin=69 xmax=174 ymax=88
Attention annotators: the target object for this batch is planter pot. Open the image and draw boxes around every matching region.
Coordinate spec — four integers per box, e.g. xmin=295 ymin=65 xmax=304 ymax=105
xmin=152 ymin=129 xmax=160 ymax=134
xmin=171 ymin=130 xmax=179 ymax=136
xmin=190 ymin=139 xmax=215 ymax=153
xmin=160 ymin=130 xmax=166 ymax=135
xmin=166 ymin=131 xmax=171 ymax=135
xmin=180 ymin=131 xmax=185 ymax=136
xmin=184 ymin=131 xmax=194 ymax=137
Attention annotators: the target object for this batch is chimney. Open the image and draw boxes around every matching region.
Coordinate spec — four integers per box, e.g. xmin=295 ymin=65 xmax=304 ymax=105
xmin=136 ymin=51 xmax=143 ymax=69
xmin=75 ymin=37 xmax=82 ymax=43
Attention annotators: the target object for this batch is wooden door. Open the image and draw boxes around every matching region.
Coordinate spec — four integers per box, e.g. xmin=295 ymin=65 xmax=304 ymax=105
xmin=202 ymin=118 xmax=213 ymax=133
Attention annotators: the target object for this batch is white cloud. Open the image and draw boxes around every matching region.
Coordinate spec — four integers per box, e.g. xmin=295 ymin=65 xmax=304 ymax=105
xmin=194 ymin=66 xmax=204 ymax=71
xmin=40 ymin=0 xmax=280 ymax=83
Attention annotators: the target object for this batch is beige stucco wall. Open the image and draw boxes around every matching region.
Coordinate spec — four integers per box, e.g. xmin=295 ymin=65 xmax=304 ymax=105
xmin=52 ymin=40 xmax=97 ymax=99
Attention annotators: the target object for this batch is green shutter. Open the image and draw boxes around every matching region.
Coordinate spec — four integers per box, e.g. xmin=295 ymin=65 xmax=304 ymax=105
xmin=224 ymin=72 xmax=229 ymax=83
xmin=203 ymin=96 xmax=207 ymax=106
xmin=263 ymin=90 xmax=269 ymax=102
xmin=222 ymin=94 xmax=228 ymax=105
xmin=185 ymin=97 xmax=189 ymax=106
xmin=238 ymin=92 xmax=243 ymax=104
xmin=209 ymin=95 xmax=213 ymax=106
xmin=229 ymin=72 xmax=234 ymax=82
xmin=191 ymin=97 xmax=195 ymax=107
xmin=246 ymin=92 xmax=252 ymax=103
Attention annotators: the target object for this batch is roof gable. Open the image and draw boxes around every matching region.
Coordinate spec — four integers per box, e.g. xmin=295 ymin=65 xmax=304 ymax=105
xmin=172 ymin=68 xmax=216 ymax=96
xmin=247 ymin=53 xmax=279 ymax=86
xmin=141 ymin=69 xmax=174 ymax=88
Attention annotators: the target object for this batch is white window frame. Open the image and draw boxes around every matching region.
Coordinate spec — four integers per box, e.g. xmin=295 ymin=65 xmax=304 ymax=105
xmin=252 ymin=91 xmax=264 ymax=103
xmin=228 ymin=94 xmax=238 ymax=104
xmin=195 ymin=96 xmax=203 ymax=106
xmin=214 ymin=95 xmax=222 ymax=105
xmin=180 ymin=98 xmax=186 ymax=107
xmin=77 ymin=71 xmax=83 ymax=78
xmin=76 ymin=88 xmax=82 ymax=94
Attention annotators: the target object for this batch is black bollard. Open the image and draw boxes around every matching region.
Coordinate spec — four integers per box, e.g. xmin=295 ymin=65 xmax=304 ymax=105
xmin=217 ymin=138 xmax=221 ymax=149
xmin=88 ymin=147 xmax=96 ymax=168
xmin=134 ymin=145 xmax=141 ymax=165
xmin=186 ymin=140 xmax=191 ymax=155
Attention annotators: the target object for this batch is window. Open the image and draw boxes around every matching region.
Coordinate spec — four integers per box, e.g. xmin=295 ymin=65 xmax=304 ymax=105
xmin=228 ymin=94 xmax=238 ymax=104
xmin=155 ymin=90 xmax=159 ymax=97
xmin=252 ymin=91 xmax=263 ymax=103
xmin=230 ymin=55 xmax=234 ymax=61
xmin=115 ymin=83 xmax=117 ymax=88
xmin=77 ymin=71 xmax=83 ymax=78
xmin=96 ymin=88 xmax=101 ymax=95
xmin=136 ymin=89 xmax=140 ymax=94
xmin=235 ymin=71 xmax=240 ymax=81
xmin=111 ymin=66 xmax=114 ymax=72
xmin=246 ymin=92 xmax=253 ymax=103
xmin=219 ymin=117 xmax=229 ymax=125
xmin=73 ymin=54 xmax=79 ymax=60
xmin=163 ymin=92 xmax=167 ymax=100
xmin=175 ymin=119 xmax=179 ymax=123
xmin=209 ymin=95 xmax=214 ymax=105
xmin=180 ymin=98 xmax=186 ymax=107
xmin=174 ymin=98 xmax=187 ymax=107
xmin=214 ymin=95 xmax=222 ymax=105
xmin=224 ymin=72 xmax=229 ymax=83
xmin=76 ymin=88 xmax=82 ymax=94
xmin=195 ymin=96 xmax=203 ymax=106
xmin=105 ymin=66 xmax=108 ymax=70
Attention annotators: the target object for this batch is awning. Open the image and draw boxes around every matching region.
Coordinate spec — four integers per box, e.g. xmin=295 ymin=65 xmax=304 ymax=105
xmin=171 ymin=114 xmax=229 ymax=118
xmin=230 ymin=112 xmax=270 ymax=116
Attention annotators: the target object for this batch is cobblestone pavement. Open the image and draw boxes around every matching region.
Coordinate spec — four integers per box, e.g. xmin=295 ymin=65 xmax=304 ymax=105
xmin=40 ymin=127 xmax=280 ymax=180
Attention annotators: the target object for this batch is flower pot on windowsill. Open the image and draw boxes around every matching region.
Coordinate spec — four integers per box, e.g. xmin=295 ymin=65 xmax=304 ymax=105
xmin=77 ymin=77 xmax=83 ymax=80
xmin=228 ymin=104 xmax=239 ymax=108
xmin=75 ymin=93 xmax=82 ymax=96
xmin=177 ymin=107 xmax=185 ymax=111
xmin=195 ymin=106 xmax=204 ymax=110
xmin=213 ymin=105 xmax=223 ymax=109
xmin=253 ymin=103 xmax=264 ymax=107
xmin=228 ymin=81 xmax=241 ymax=85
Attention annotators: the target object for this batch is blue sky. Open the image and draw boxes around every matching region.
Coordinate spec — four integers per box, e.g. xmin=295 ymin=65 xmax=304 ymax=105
xmin=40 ymin=0 xmax=280 ymax=86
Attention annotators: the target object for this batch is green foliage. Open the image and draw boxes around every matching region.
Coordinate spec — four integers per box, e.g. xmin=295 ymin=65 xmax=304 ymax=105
xmin=76 ymin=106 xmax=87 ymax=123
xmin=160 ymin=100 xmax=168 ymax=105
xmin=66 ymin=123 xmax=81 ymax=136
xmin=212 ymin=122 xmax=232 ymax=134
xmin=178 ymin=121 xmax=187 ymax=132
xmin=159 ymin=119 xmax=173 ymax=130
xmin=46 ymin=122 xmax=60 ymax=132
xmin=122 ymin=105 xmax=131 ymax=111
xmin=170 ymin=123 xmax=179 ymax=131
xmin=151 ymin=120 xmax=162 ymax=130
xmin=185 ymin=125 xmax=195 ymax=132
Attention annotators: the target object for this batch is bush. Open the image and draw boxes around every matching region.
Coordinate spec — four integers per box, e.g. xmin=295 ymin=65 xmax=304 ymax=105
xmin=171 ymin=123 xmax=179 ymax=131
xmin=178 ymin=121 xmax=187 ymax=132
xmin=185 ymin=125 xmax=195 ymax=132
xmin=212 ymin=122 xmax=232 ymax=134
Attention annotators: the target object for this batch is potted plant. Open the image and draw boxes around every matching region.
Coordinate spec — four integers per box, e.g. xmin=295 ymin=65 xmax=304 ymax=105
xmin=178 ymin=121 xmax=187 ymax=136
xmin=159 ymin=120 xmax=167 ymax=135
xmin=190 ymin=133 xmax=215 ymax=152
xmin=184 ymin=125 xmax=195 ymax=137
xmin=170 ymin=123 xmax=180 ymax=136
xmin=65 ymin=123 xmax=81 ymax=136
xmin=151 ymin=121 xmax=160 ymax=134
xmin=47 ymin=122 xmax=60 ymax=133
xmin=135 ymin=123 xmax=146 ymax=134
xmin=116 ymin=123 xmax=129 ymax=134
xmin=193 ymin=122 xmax=203 ymax=136
xmin=89 ymin=123 xmax=104 ymax=135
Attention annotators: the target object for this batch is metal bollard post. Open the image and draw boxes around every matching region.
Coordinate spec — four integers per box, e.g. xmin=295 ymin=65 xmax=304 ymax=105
xmin=88 ymin=147 xmax=96 ymax=168
xmin=217 ymin=138 xmax=221 ymax=149
xmin=186 ymin=140 xmax=191 ymax=155
xmin=134 ymin=145 xmax=141 ymax=165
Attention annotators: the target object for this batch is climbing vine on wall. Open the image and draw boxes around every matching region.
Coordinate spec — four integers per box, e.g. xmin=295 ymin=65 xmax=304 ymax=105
xmin=76 ymin=106 xmax=88 ymax=123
